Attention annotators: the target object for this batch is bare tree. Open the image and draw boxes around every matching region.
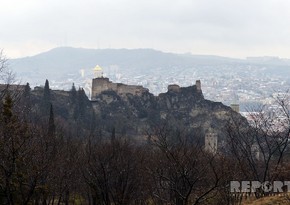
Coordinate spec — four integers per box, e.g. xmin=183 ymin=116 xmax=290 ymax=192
xmin=225 ymin=93 xmax=290 ymax=200
xmin=83 ymin=136 xmax=144 ymax=205
xmin=0 ymin=50 xmax=16 ymax=85
xmin=146 ymin=124 xmax=222 ymax=205
xmin=0 ymin=93 xmax=38 ymax=205
xmin=0 ymin=50 xmax=21 ymax=104
xmin=0 ymin=50 xmax=8 ymax=77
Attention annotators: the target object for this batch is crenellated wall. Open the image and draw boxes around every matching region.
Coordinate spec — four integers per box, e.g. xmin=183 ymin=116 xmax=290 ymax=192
xmin=168 ymin=84 xmax=180 ymax=92
xmin=91 ymin=77 xmax=148 ymax=100
xmin=92 ymin=78 xmax=202 ymax=100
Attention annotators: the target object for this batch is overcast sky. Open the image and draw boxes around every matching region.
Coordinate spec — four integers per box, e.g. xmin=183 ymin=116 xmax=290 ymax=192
xmin=1 ymin=0 xmax=290 ymax=59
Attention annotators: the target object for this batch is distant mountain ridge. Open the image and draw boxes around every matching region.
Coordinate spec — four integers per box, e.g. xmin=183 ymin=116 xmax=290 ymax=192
xmin=11 ymin=47 xmax=290 ymax=75
xmin=8 ymin=47 xmax=290 ymax=101
xmin=10 ymin=47 xmax=243 ymax=74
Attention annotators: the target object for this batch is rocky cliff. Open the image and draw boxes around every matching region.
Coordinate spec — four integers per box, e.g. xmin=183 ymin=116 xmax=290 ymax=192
xmin=91 ymin=81 xmax=247 ymax=140
xmin=9 ymin=79 xmax=246 ymax=143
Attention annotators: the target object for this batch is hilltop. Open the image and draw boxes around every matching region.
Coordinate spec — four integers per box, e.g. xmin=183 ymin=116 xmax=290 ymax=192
xmin=9 ymin=47 xmax=290 ymax=111
xmin=10 ymin=47 xmax=241 ymax=88
xmin=15 ymin=78 xmax=246 ymax=144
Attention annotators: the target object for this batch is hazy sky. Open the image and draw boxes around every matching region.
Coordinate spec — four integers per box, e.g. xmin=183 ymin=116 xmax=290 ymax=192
xmin=1 ymin=0 xmax=290 ymax=58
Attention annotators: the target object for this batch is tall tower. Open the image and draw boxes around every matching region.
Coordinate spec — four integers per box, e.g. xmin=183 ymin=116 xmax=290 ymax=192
xmin=196 ymin=80 xmax=201 ymax=92
xmin=91 ymin=65 xmax=108 ymax=100
xmin=230 ymin=92 xmax=239 ymax=112
xmin=204 ymin=132 xmax=218 ymax=154
xmin=251 ymin=143 xmax=260 ymax=160
xmin=230 ymin=104 xmax=240 ymax=113
xmin=93 ymin=65 xmax=103 ymax=78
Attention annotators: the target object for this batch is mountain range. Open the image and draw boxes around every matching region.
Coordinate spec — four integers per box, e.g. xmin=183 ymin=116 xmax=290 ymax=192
xmin=10 ymin=47 xmax=290 ymax=86
xmin=8 ymin=47 xmax=290 ymax=111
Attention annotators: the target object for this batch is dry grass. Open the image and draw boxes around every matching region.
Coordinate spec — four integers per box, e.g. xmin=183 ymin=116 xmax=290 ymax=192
xmin=242 ymin=195 xmax=290 ymax=205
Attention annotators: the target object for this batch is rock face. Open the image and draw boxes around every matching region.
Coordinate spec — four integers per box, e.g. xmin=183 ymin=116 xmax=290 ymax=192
xmin=7 ymin=78 xmax=247 ymax=142
xmin=20 ymin=78 xmax=246 ymax=143
xmin=91 ymin=79 xmax=246 ymax=139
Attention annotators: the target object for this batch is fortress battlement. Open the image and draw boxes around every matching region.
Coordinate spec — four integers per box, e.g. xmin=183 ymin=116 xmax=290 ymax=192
xmin=91 ymin=77 xmax=148 ymax=100
xmin=92 ymin=77 xmax=202 ymax=100
xmin=167 ymin=80 xmax=202 ymax=93
xmin=168 ymin=84 xmax=180 ymax=92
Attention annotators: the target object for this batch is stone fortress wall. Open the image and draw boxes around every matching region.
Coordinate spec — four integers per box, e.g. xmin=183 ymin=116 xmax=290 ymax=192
xmin=167 ymin=80 xmax=202 ymax=93
xmin=91 ymin=77 xmax=148 ymax=100
xmin=92 ymin=78 xmax=203 ymax=100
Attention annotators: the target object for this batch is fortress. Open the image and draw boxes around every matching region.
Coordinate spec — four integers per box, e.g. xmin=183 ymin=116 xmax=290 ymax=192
xmin=90 ymin=65 xmax=149 ymax=100
xmin=92 ymin=77 xmax=202 ymax=100
xmin=91 ymin=77 xmax=149 ymax=100
xmin=167 ymin=80 xmax=201 ymax=93
xmin=90 ymin=65 xmax=202 ymax=100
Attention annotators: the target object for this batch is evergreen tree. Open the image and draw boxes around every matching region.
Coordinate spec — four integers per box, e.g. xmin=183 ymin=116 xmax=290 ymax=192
xmin=73 ymin=87 xmax=89 ymax=122
xmin=0 ymin=93 xmax=17 ymax=204
xmin=0 ymin=93 xmax=32 ymax=204
xmin=48 ymin=104 xmax=55 ymax=136
xmin=23 ymin=82 xmax=31 ymax=98
xmin=44 ymin=79 xmax=50 ymax=102
xmin=75 ymin=87 xmax=86 ymax=120
xmin=42 ymin=79 xmax=51 ymax=115
xmin=73 ymin=88 xmax=81 ymax=120
xmin=70 ymin=83 xmax=77 ymax=105
xmin=22 ymin=82 xmax=31 ymax=117
xmin=2 ymin=93 xmax=13 ymax=123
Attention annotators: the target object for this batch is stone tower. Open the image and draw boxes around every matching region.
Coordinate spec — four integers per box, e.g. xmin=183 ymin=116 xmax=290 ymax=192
xmin=251 ymin=143 xmax=261 ymax=160
xmin=204 ymin=132 xmax=218 ymax=154
xmin=196 ymin=80 xmax=201 ymax=92
xmin=91 ymin=77 xmax=111 ymax=100
xmin=230 ymin=104 xmax=240 ymax=113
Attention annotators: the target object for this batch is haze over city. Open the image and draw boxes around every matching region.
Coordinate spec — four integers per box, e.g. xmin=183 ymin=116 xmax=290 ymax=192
xmin=3 ymin=1 xmax=290 ymax=204
xmin=1 ymin=0 xmax=290 ymax=59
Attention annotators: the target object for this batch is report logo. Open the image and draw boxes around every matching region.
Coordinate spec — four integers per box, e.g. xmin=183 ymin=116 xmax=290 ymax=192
xmin=230 ymin=181 xmax=290 ymax=193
